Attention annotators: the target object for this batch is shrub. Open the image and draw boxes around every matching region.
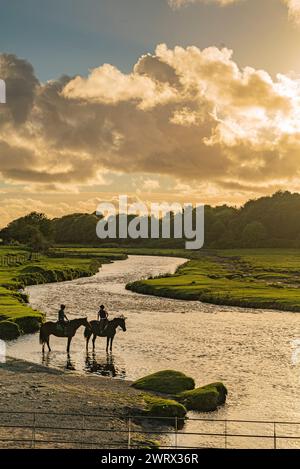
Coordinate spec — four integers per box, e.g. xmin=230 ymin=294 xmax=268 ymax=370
xmin=15 ymin=316 xmax=42 ymax=333
xmin=0 ymin=321 xmax=21 ymax=340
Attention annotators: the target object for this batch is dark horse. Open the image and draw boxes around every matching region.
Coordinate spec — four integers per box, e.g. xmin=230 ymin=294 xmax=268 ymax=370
xmin=39 ymin=317 xmax=91 ymax=353
xmin=84 ymin=317 xmax=126 ymax=353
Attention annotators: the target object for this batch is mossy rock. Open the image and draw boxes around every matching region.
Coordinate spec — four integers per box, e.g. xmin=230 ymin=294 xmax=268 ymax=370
xmin=177 ymin=386 xmax=219 ymax=412
xmin=176 ymin=382 xmax=227 ymax=411
xmin=15 ymin=316 xmax=42 ymax=334
xmin=145 ymin=395 xmax=187 ymax=419
xmin=202 ymin=382 xmax=228 ymax=405
xmin=0 ymin=321 xmax=21 ymax=340
xmin=132 ymin=370 xmax=195 ymax=394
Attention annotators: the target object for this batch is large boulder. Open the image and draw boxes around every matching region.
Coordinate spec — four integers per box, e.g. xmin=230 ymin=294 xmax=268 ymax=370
xmin=202 ymin=382 xmax=228 ymax=405
xmin=177 ymin=382 xmax=227 ymax=412
xmin=145 ymin=395 xmax=187 ymax=419
xmin=132 ymin=370 xmax=195 ymax=394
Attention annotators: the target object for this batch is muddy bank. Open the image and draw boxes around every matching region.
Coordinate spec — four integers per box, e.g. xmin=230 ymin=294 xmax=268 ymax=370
xmin=0 ymin=357 xmax=163 ymax=449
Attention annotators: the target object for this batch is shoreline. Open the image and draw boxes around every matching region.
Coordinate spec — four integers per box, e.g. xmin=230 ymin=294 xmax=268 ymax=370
xmin=126 ymin=280 xmax=300 ymax=312
xmin=126 ymin=249 xmax=300 ymax=313
xmin=0 ymin=357 xmax=163 ymax=449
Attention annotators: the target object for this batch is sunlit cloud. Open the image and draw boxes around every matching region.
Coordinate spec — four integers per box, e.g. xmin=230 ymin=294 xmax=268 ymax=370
xmin=2 ymin=44 xmax=300 ymax=222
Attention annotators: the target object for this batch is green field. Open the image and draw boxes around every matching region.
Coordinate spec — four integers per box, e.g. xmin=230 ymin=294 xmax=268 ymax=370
xmin=126 ymin=249 xmax=300 ymax=312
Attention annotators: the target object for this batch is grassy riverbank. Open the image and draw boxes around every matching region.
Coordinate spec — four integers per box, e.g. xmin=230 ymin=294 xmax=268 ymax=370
xmin=126 ymin=248 xmax=300 ymax=312
xmin=0 ymin=246 xmax=127 ymax=339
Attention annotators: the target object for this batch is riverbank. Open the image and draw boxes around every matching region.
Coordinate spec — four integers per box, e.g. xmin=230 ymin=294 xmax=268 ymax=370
xmin=0 ymin=357 xmax=162 ymax=449
xmin=126 ymin=248 xmax=300 ymax=312
xmin=0 ymin=246 xmax=127 ymax=340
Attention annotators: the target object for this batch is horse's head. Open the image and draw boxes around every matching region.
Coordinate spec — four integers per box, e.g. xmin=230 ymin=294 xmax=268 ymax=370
xmin=80 ymin=317 xmax=92 ymax=330
xmin=116 ymin=316 xmax=127 ymax=332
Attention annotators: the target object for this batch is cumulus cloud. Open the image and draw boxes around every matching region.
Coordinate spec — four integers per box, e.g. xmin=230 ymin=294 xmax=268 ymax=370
xmin=1 ymin=45 xmax=300 ymax=205
xmin=168 ymin=0 xmax=300 ymax=24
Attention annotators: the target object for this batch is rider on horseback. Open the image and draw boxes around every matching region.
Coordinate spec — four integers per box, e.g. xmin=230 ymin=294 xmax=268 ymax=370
xmin=58 ymin=305 xmax=69 ymax=330
xmin=97 ymin=304 xmax=108 ymax=333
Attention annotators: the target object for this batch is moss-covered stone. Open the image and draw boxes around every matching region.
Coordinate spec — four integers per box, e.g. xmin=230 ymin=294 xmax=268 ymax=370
xmin=144 ymin=395 xmax=187 ymax=419
xmin=0 ymin=321 xmax=21 ymax=340
xmin=176 ymin=382 xmax=227 ymax=412
xmin=202 ymin=382 xmax=228 ymax=405
xmin=132 ymin=370 xmax=195 ymax=394
xmin=177 ymin=386 xmax=219 ymax=412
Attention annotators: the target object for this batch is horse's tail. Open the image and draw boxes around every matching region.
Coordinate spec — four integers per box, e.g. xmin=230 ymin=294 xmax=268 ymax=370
xmin=84 ymin=326 xmax=92 ymax=339
xmin=39 ymin=325 xmax=47 ymax=344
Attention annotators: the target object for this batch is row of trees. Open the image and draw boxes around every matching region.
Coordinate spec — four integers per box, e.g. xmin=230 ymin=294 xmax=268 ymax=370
xmin=1 ymin=191 xmax=300 ymax=250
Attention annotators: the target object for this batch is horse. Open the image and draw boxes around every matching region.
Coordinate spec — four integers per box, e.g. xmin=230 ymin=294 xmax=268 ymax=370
xmin=39 ymin=317 xmax=91 ymax=353
xmin=84 ymin=317 xmax=127 ymax=353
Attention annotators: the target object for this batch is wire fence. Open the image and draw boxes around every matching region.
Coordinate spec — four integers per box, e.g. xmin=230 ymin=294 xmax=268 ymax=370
xmin=0 ymin=411 xmax=299 ymax=449
xmin=0 ymin=252 xmax=40 ymax=267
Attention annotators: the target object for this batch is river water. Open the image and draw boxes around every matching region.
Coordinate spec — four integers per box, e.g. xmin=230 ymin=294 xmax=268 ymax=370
xmin=7 ymin=255 xmax=300 ymax=448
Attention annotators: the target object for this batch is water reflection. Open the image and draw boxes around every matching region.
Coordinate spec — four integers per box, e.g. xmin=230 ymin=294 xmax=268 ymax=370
xmin=85 ymin=352 xmax=126 ymax=378
xmin=41 ymin=350 xmax=51 ymax=367
xmin=66 ymin=353 xmax=76 ymax=371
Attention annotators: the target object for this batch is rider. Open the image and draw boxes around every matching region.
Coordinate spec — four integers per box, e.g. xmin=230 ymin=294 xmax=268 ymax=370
xmin=97 ymin=304 xmax=108 ymax=333
xmin=58 ymin=304 xmax=69 ymax=326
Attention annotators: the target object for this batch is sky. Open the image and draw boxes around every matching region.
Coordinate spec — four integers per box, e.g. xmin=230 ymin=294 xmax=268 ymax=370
xmin=1 ymin=0 xmax=300 ymax=224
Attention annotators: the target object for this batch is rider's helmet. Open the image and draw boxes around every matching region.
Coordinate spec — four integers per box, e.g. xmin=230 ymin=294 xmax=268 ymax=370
xmin=100 ymin=305 xmax=105 ymax=309
xmin=60 ymin=304 xmax=66 ymax=310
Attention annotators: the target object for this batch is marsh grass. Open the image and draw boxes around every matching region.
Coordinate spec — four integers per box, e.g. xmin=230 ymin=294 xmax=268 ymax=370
xmin=126 ymin=248 xmax=300 ymax=312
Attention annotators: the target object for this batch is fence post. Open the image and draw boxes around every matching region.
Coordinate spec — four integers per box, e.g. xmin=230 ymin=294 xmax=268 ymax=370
xmin=128 ymin=418 xmax=131 ymax=449
xmin=224 ymin=420 xmax=227 ymax=449
xmin=31 ymin=412 xmax=36 ymax=449
xmin=273 ymin=422 xmax=276 ymax=449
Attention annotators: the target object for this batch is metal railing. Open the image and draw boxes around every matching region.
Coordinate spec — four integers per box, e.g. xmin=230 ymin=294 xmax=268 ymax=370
xmin=0 ymin=411 xmax=299 ymax=449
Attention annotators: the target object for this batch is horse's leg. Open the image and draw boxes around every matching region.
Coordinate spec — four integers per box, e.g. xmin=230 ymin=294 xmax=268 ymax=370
xmin=92 ymin=334 xmax=97 ymax=351
xmin=106 ymin=337 xmax=109 ymax=353
xmin=86 ymin=334 xmax=91 ymax=352
xmin=110 ymin=336 xmax=114 ymax=352
xmin=67 ymin=336 xmax=72 ymax=353
xmin=46 ymin=335 xmax=51 ymax=352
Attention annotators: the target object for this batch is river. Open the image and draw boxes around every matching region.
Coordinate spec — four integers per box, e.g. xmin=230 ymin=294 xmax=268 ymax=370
xmin=6 ymin=255 xmax=300 ymax=448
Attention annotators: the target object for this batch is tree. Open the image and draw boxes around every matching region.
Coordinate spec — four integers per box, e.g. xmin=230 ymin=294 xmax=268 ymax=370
xmin=242 ymin=221 xmax=267 ymax=247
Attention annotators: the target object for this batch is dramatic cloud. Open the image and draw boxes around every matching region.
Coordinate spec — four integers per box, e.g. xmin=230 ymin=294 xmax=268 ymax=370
xmin=1 ymin=44 xmax=300 ymax=207
xmin=168 ymin=0 xmax=300 ymax=24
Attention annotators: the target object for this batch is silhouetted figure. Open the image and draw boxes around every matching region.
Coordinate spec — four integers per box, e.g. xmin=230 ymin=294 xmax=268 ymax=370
xmin=97 ymin=304 xmax=108 ymax=333
xmin=58 ymin=304 xmax=69 ymax=324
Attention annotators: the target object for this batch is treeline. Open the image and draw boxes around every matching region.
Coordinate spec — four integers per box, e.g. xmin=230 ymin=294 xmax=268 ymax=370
xmin=2 ymin=191 xmax=300 ymax=249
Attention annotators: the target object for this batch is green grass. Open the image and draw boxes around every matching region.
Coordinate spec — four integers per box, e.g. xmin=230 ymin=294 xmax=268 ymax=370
xmin=126 ymin=248 xmax=300 ymax=312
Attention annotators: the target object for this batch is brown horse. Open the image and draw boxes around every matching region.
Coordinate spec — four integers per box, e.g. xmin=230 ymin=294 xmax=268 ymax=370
xmin=39 ymin=317 xmax=91 ymax=353
xmin=84 ymin=317 xmax=126 ymax=353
